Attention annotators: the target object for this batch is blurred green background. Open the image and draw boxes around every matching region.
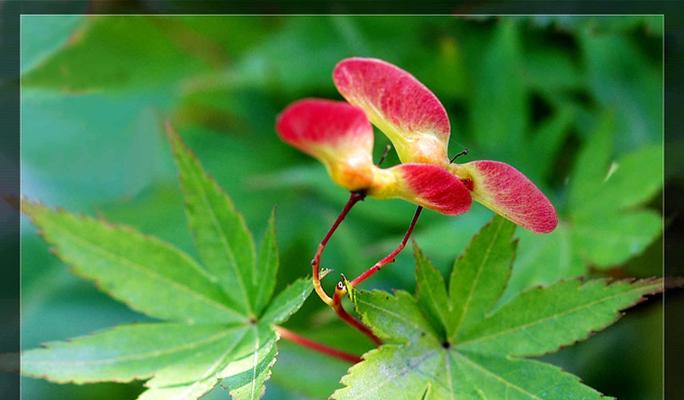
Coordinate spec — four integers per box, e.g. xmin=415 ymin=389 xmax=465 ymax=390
xmin=20 ymin=16 xmax=663 ymax=399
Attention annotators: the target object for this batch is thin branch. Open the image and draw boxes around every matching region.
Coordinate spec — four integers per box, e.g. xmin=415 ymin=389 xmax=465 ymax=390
xmin=350 ymin=206 xmax=424 ymax=287
xmin=274 ymin=326 xmax=362 ymax=364
xmin=311 ymin=191 xmax=366 ymax=305
xmin=333 ymin=281 xmax=382 ymax=346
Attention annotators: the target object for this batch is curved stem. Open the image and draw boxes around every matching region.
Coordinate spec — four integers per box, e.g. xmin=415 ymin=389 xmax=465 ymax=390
xmin=311 ymin=191 xmax=366 ymax=305
xmin=274 ymin=326 xmax=362 ymax=364
xmin=332 ymin=281 xmax=382 ymax=346
xmin=350 ymin=206 xmax=423 ymax=287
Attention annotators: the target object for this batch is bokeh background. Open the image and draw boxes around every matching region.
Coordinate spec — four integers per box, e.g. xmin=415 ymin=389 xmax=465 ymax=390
xmin=20 ymin=16 xmax=663 ymax=399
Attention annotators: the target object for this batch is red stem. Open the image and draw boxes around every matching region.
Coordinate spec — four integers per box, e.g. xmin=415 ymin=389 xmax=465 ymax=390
xmin=311 ymin=191 xmax=365 ymax=305
xmin=275 ymin=326 xmax=362 ymax=364
xmin=350 ymin=206 xmax=424 ymax=287
xmin=333 ymin=282 xmax=382 ymax=346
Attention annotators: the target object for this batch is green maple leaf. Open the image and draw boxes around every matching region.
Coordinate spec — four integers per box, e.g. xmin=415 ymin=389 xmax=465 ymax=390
xmin=334 ymin=216 xmax=662 ymax=399
xmin=21 ymin=127 xmax=312 ymax=399
xmin=505 ymin=112 xmax=663 ymax=301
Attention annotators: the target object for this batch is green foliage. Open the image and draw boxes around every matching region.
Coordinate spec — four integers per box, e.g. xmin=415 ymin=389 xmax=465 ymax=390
xmin=22 ymin=16 xmax=207 ymax=91
xmin=470 ymin=19 xmax=527 ymax=155
xmin=20 ymin=15 xmax=84 ymax=74
xmin=169 ymin=128 xmax=259 ymax=316
xmin=506 ymin=113 xmax=663 ymax=300
xmin=21 ymin=129 xmax=312 ymax=399
xmin=335 ymin=217 xmax=662 ymax=399
xmin=20 ymin=15 xmax=664 ymax=399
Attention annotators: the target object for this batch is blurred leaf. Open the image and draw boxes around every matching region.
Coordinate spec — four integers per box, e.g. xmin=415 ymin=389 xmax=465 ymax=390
xmin=20 ymin=15 xmax=84 ymax=74
xmin=97 ymin=185 xmax=192 ymax=252
xmin=195 ymin=16 xmax=451 ymax=97
xmin=21 ymin=89 xmax=176 ymax=208
xmin=174 ymin=16 xmax=273 ymax=58
xmin=409 ymin=206 xmax=492 ymax=268
xmin=574 ymin=145 xmax=663 ymax=217
xmin=567 ymin=113 xmax=616 ymax=212
xmin=509 ymin=111 xmax=663 ymax=298
xmin=523 ymin=45 xmax=582 ymax=94
xmin=469 ymin=19 xmax=527 ymax=155
xmin=22 ymin=16 xmax=207 ymax=91
xmin=414 ymin=35 xmax=467 ymax=99
xmin=335 ymin=220 xmax=661 ymax=399
xmin=502 ymin=223 xmax=584 ymax=304
xmin=225 ymin=17 xmax=351 ymax=94
xmin=21 ymin=129 xmax=313 ymax=399
xmin=580 ymin=30 xmax=662 ymax=151
xmin=527 ymin=106 xmax=575 ymax=182
xmin=572 ymin=211 xmax=662 ymax=267
xmin=526 ymin=16 xmax=662 ymax=36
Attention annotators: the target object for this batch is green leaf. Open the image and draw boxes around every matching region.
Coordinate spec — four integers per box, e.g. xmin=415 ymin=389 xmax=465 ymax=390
xmin=254 ymin=210 xmax=279 ymax=314
xmin=21 ymin=89 xmax=176 ymax=207
xmin=22 ymin=16 xmax=206 ymax=91
xmin=510 ymin=113 xmax=663 ymax=296
xmin=567 ymin=112 xmax=616 ymax=213
xmin=22 ymin=201 xmax=243 ymax=324
xmin=580 ymin=30 xmax=662 ymax=151
xmin=168 ymin=126 xmax=257 ymax=316
xmin=527 ymin=107 xmax=575 ymax=182
xmin=22 ymin=129 xmax=313 ymax=400
xmin=20 ymin=15 xmax=84 ymax=74
xmin=220 ymin=326 xmax=278 ymax=400
xmin=458 ymin=279 xmax=662 ymax=357
xmin=501 ymin=224 xmax=584 ymax=304
xmin=470 ymin=19 xmax=527 ymax=155
xmin=21 ymin=323 xmax=246 ymax=384
xmin=452 ymin=352 xmax=607 ymax=400
xmin=354 ymin=289 xmax=434 ymax=344
xmin=260 ymin=278 xmax=312 ymax=325
xmin=414 ymin=243 xmax=450 ymax=337
xmin=523 ymin=45 xmax=582 ymax=94
xmin=334 ymin=341 xmax=441 ymax=400
xmin=572 ymin=210 xmax=662 ymax=268
xmin=574 ymin=145 xmax=663 ymax=217
xmin=526 ymin=15 xmax=660 ymax=35
xmin=337 ymin=217 xmax=662 ymax=399
xmin=448 ymin=216 xmax=516 ymax=340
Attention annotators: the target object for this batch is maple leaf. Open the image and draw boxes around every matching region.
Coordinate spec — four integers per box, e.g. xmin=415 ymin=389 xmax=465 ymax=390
xmin=21 ymin=126 xmax=312 ymax=400
xmin=334 ymin=216 xmax=662 ymax=399
xmin=506 ymin=113 xmax=662 ymax=301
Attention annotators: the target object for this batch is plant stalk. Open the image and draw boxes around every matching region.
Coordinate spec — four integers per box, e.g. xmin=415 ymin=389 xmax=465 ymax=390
xmin=333 ymin=282 xmax=382 ymax=345
xmin=274 ymin=326 xmax=362 ymax=364
xmin=311 ymin=191 xmax=365 ymax=305
xmin=350 ymin=206 xmax=423 ymax=287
